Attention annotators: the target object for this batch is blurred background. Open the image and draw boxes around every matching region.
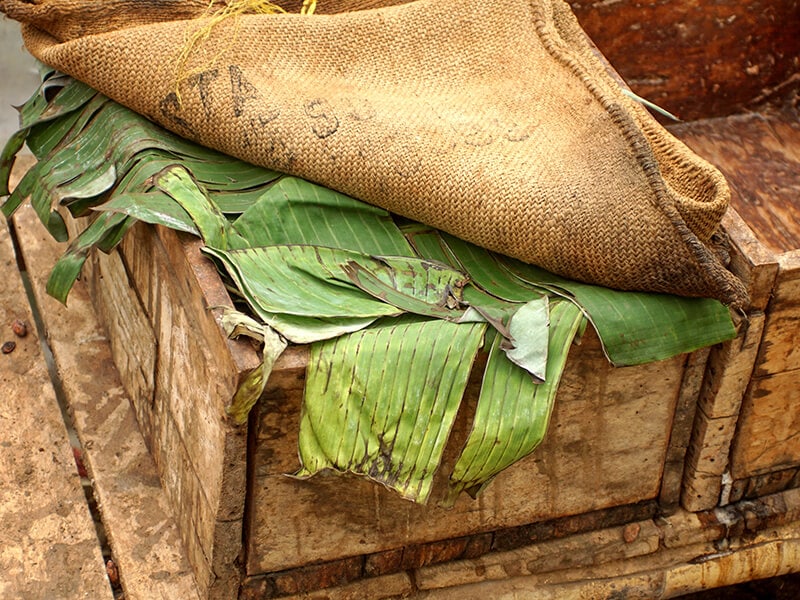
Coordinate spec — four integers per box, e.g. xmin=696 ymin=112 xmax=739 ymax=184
xmin=1 ymin=18 xmax=41 ymax=146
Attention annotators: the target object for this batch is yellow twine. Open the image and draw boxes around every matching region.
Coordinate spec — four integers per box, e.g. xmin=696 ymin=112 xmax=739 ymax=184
xmin=174 ymin=0 xmax=290 ymax=105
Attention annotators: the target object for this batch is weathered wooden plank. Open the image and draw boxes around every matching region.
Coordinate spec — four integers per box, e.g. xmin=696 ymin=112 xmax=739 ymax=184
xmin=415 ymin=535 xmax=800 ymax=600
xmin=659 ymin=347 xmax=709 ymax=509
xmin=731 ymin=369 xmax=800 ymax=479
xmin=736 ymin=468 xmax=800 ymax=503
xmin=93 ymin=245 xmax=158 ymax=445
xmin=718 ymin=208 xmax=780 ymax=313
xmin=697 ymin=313 xmax=766 ymax=420
xmin=246 ymin=327 xmax=687 ymax=574
xmin=242 ymin=572 xmax=415 ymax=600
xmin=415 ymin=519 xmax=662 ymax=592
xmin=0 ymin=204 xmax=112 ymax=597
xmin=12 ymin=204 xmax=202 ymax=600
xmin=671 ymin=105 xmax=800 ymax=503
xmin=569 ymin=1 xmax=800 ymax=121
xmin=414 ymin=488 xmax=800 ymax=598
xmin=670 ymin=113 xmax=800 ymax=312
xmin=75 ymin=214 xmax=261 ymax=599
xmin=681 ymin=312 xmax=766 ymax=512
xmin=754 ymin=265 xmax=800 ymax=377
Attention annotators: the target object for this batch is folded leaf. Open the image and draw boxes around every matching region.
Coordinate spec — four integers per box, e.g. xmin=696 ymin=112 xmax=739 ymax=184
xmin=203 ymin=245 xmax=403 ymax=320
xmin=296 ymin=317 xmax=486 ymax=503
xmin=497 ymin=256 xmax=736 ymax=365
xmin=232 ymin=176 xmax=413 ymax=255
xmin=343 ymin=257 xmax=467 ymax=320
xmin=446 ymin=300 xmax=585 ymax=503
xmin=504 ymin=296 xmax=550 ymax=381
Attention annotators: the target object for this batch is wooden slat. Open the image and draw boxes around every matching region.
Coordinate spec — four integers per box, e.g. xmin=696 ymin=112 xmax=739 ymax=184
xmin=12 ymin=201 xmax=202 ymax=597
xmin=658 ymin=347 xmax=710 ymax=510
xmin=412 ymin=488 xmax=800 ymax=599
xmin=681 ymin=314 xmax=765 ymax=512
xmin=0 ymin=188 xmax=112 ymax=598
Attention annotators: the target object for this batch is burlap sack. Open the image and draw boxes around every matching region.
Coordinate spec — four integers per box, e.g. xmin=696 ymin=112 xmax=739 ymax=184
xmin=1 ymin=0 xmax=748 ymax=307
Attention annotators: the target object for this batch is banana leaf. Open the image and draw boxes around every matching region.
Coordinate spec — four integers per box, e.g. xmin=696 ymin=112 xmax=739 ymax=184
xmin=231 ymin=176 xmax=413 ymax=256
xmin=1 ymin=73 xmax=739 ymax=506
xmin=446 ymin=301 xmax=586 ymax=504
xmin=496 ymin=256 xmax=736 ymax=366
xmin=296 ymin=316 xmax=487 ymax=503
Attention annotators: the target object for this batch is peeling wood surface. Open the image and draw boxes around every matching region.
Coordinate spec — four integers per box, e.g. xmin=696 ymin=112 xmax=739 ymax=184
xmin=12 ymin=204 xmax=202 ymax=600
xmin=0 ymin=168 xmax=112 ymax=598
xmin=570 ymin=0 xmax=800 ymax=121
xmin=95 ymin=220 xmax=260 ymax=598
xmin=670 ymin=110 xmax=800 ymax=257
xmin=755 ymin=267 xmax=800 ymax=377
xmin=246 ymin=328 xmax=688 ymax=574
xmin=288 ymin=488 xmax=800 ymax=600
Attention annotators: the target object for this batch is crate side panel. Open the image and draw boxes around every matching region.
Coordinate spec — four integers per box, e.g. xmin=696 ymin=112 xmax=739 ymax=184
xmin=754 ymin=267 xmax=800 ymax=377
xmin=109 ymin=222 xmax=253 ymax=597
xmin=148 ymin=251 xmax=249 ymax=596
xmin=731 ymin=370 xmax=800 ymax=479
xmin=246 ymin=329 xmax=685 ymax=574
xmin=92 ymin=249 xmax=157 ymax=446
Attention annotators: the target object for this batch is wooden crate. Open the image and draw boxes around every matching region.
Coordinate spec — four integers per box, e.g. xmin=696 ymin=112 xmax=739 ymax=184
xmin=71 ymin=209 xmax=713 ymax=598
xmin=58 ymin=2 xmax=800 ymax=596
xmin=65 ymin=218 xmax=261 ymax=598
xmin=673 ymin=110 xmax=800 ymax=510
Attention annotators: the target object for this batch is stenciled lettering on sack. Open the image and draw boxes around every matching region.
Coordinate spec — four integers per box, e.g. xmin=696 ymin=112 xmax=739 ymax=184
xmin=344 ymin=97 xmax=376 ymax=122
xmin=159 ymin=92 xmax=195 ymax=136
xmin=229 ymin=65 xmax=260 ymax=118
xmin=453 ymin=119 xmax=494 ymax=148
xmin=229 ymin=65 xmax=282 ymax=135
xmin=305 ymin=99 xmax=339 ymax=139
xmin=188 ymin=69 xmax=220 ymax=120
xmin=505 ymin=120 xmax=538 ymax=143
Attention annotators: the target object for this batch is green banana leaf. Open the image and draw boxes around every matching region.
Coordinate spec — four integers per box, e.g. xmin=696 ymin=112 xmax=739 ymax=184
xmin=296 ymin=316 xmax=487 ymax=503
xmin=496 ymin=255 xmax=736 ymax=366
xmin=231 ymin=176 xmax=414 ymax=255
xmin=446 ymin=300 xmax=586 ymax=504
xmin=1 ymin=72 xmax=739 ymax=506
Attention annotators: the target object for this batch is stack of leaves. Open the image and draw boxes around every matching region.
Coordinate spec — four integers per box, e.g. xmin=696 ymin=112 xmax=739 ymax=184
xmin=1 ymin=71 xmax=737 ymax=505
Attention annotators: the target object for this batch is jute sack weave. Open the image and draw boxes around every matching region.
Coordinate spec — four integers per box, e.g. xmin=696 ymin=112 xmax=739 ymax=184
xmin=1 ymin=0 xmax=748 ymax=307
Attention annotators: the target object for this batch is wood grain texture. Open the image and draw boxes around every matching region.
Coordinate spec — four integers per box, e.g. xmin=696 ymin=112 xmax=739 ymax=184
xmin=755 ymin=267 xmax=800 ymax=377
xmin=13 ymin=204 xmax=202 ymax=600
xmin=74 ymin=218 xmax=260 ymax=599
xmin=569 ymin=0 xmax=800 ymax=121
xmin=659 ymin=347 xmax=710 ymax=509
xmin=680 ymin=312 xmax=764 ymax=513
xmin=731 ymin=369 xmax=800 ymax=479
xmin=345 ymin=489 xmax=800 ymax=599
xmin=0 ymin=164 xmax=112 ymax=599
xmin=246 ymin=328 xmax=689 ymax=575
